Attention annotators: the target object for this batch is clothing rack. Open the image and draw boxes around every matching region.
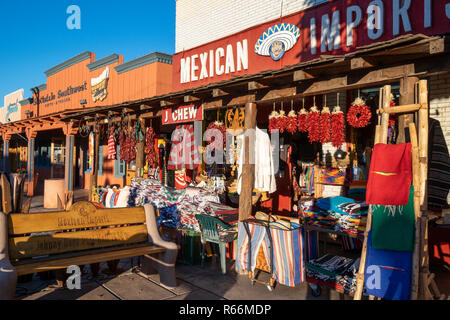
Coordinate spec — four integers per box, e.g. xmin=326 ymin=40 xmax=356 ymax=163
xmin=354 ymin=81 xmax=443 ymax=300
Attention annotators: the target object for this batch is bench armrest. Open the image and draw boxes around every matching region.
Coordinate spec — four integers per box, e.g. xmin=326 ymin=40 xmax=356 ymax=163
xmin=144 ymin=204 xmax=178 ymax=251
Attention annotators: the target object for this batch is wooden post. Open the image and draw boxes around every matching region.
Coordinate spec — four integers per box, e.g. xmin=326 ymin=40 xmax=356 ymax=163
xmin=398 ymin=76 xmax=419 ymax=143
xmin=89 ymin=125 xmax=100 ymax=202
xmin=136 ymin=117 xmax=146 ymax=178
xmin=380 ymin=85 xmax=391 ymax=144
xmin=409 ymin=122 xmax=421 ymax=300
xmin=353 ymin=206 xmax=373 ymax=300
xmin=238 ymin=102 xmax=257 ymax=222
xmin=419 ymin=215 xmax=430 ymax=299
xmin=418 ymin=80 xmax=429 ymax=212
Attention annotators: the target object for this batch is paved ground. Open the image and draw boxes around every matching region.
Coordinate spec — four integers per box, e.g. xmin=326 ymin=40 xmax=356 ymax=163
xmin=16 ymin=189 xmax=449 ymax=300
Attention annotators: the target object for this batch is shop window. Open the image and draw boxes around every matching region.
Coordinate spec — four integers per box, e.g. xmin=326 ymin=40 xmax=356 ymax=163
xmin=114 ymin=145 xmax=126 ymax=178
xmin=83 ymin=145 xmax=90 ymax=174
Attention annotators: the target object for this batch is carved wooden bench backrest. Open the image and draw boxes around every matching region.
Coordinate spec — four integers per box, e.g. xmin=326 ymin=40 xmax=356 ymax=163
xmin=7 ymin=202 xmax=148 ymax=262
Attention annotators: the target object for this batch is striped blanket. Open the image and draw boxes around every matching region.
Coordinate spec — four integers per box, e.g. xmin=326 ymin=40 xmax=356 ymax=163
xmin=236 ymin=222 xmax=305 ymax=287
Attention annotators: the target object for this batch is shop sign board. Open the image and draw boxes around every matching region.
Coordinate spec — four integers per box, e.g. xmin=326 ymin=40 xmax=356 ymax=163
xmin=162 ymin=104 xmax=204 ymax=125
xmin=173 ymin=0 xmax=450 ymax=91
xmin=91 ymin=67 xmax=109 ymax=102
xmin=34 ymin=82 xmax=88 ymax=108
xmin=1 ymin=89 xmax=24 ymax=123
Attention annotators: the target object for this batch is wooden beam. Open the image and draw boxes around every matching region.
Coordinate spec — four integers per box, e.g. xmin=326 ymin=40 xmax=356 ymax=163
xmin=212 ymin=88 xmax=228 ymax=98
xmin=248 ymin=81 xmax=269 ymax=91
xmin=293 ymin=70 xmax=314 ymax=82
xmin=429 ymin=38 xmax=445 ymax=55
xmin=184 ymin=95 xmax=200 ymax=103
xmin=381 ymin=104 xmax=422 ymax=114
xmin=398 ymin=76 xmax=419 ymax=143
xmin=160 ymin=100 xmax=174 ymax=107
xmin=351 ymin=57 xmax=375 ymax=70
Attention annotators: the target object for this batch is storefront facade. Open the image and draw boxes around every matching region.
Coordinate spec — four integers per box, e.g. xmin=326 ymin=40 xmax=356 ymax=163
xmin=0 ymin=51 xmax=173 ymax=196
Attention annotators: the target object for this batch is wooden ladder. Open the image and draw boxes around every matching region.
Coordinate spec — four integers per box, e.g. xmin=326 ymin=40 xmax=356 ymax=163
xmin=353 ymin=80 xmax=443 ymax=300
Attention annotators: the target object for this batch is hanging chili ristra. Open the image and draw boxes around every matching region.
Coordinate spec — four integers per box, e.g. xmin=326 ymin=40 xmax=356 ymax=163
xmin=319 ymin=107 xmax=332 ymax=144
xmin=307 ymin=106 xmax=320 ymax=143
xmin=145 ymin=127 xmax=157 ymax=167
xmin=331 ymin=106 xmax=345 ymax=148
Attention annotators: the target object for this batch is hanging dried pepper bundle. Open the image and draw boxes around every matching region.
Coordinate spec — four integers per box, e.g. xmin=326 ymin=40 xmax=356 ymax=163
xmin=119 ymin=127 xmax=137 ymax=163
xmin=307 ymin=106 xmax=320 ymax=143
xmin=319 ymin=107 xmax=332 ymax=144
xmin=297 ymin=108 xmax=308 ymax=132
xmin=269 ymin=110 xmax=280 ymax=133
xmin=331 ymin=106 xmax=345 ymax=148
xmin=277 ymin=110 xmax=288 ymax=133
xmin=145 ymin=127 xmax=157 ymax=167
xmin=347 ymin=97 xmax=372 ymax=128
xmin=286 ymin=110 xmax=298 ymax=134
xmin=206 ymin=121 xmax=227 ymax=150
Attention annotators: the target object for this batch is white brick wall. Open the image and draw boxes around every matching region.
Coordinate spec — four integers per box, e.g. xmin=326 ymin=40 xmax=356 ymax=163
xmin=175 ymin=0 xmax=328 ymax=53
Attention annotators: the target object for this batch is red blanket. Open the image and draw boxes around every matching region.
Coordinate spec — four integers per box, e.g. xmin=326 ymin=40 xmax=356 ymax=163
xmin=366 ymin=143 xmax=412 ymax=206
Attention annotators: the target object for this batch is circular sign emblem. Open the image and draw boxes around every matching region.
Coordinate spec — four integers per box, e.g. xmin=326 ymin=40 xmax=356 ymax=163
xmin=255 ymin=23 xmax=301 ymax=61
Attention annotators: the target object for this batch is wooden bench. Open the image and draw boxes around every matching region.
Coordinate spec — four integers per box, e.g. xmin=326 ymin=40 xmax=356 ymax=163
xmin=0 ymin=202 xmax=178 ymax=300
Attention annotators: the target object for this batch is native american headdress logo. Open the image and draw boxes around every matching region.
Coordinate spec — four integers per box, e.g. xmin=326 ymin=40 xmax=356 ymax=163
xmin=255 ymin=23 xmax=301 ymax=61
xmin=91 ymin=67 xmax=109 ymax=102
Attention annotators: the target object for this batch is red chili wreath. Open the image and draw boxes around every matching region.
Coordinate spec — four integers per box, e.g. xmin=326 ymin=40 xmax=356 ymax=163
xmin=347 ymin=98 xmax=372 ymax=128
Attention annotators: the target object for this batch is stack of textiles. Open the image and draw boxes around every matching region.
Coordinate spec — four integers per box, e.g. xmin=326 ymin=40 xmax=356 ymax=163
xmin=306 ymin=254 xmax=361 ymax=295
xmin=298 ymin=163 xmax=315 ymax=194
xmin=128 ymin=178 xmax=233 ymax=232
xmin=299 ymin=197 xmax=367 ymax=237
xmin=347 ymin=180 xmax=367 ymax=201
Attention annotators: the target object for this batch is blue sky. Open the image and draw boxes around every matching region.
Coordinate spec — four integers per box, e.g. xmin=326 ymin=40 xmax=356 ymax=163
xmin=0 ymin=1 xmax=176 ymax=102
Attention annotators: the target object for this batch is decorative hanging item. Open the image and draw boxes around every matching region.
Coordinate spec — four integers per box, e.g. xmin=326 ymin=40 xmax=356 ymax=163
xmin=88 ymin=131 xmax=95 ymax=173
xmin=319 ymin=95 xmax=332 ymax=144
xmin=331 ymin=94 xmax=345 ymax=148
xmin=297 ymin=97 xmax=308 ymax=133
xmin=145 ymin=125 xmax=157 ymax=167
xmin=307 ymin=97 xmax=320 ymax=143
xmin=269 ymin=102 xmax=280 ymax=133
xmin=206 ymin=117 xmax=227 ymax=150
xmin=286 ymin=100 xmax=298 ymax=134
xmin=225 ymin=107 xmax=245 ymax=136
xmin=277 ymin=102 xmax=288 ymax=133
xmin=107 ymin=125 xmax=117 ymax=160
xmin=347 ymin=90 xmax=372 ymax=128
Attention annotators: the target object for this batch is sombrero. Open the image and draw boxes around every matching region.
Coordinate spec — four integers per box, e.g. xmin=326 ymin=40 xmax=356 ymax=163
xmin=255 ymin=23 xmax=301 ymax=56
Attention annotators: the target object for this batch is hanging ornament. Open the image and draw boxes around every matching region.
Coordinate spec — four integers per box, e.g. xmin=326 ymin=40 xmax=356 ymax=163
xmin=307 ymin=97 xmax=320 ymax=143
xmin=319 ymin=107 xmax=332 ymax=144
xmin=145 ymin=126 xmax=157 ymax=167
xmin=347 ymin=92 xmax=372 ymax=128
xmin=269 ymin=102 xmax=280 ymax=133
xmin=206 ymin=120 xmax=227 ymax=150
xmin=277 ymin=108 xmax=288 ymax=133
xmin=298 ymin=98 xmax=308 ymax=132
xmin=331 ymin=106 xmax=345 ymax=148
xmin=285 ymin=100 xmax=298 ymax=134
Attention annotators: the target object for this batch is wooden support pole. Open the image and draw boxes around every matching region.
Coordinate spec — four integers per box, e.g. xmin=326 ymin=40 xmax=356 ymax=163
xmin=409 ymin=122 xmax=421 ymax=300
xmin=418 ymin=80 xmax=429 ymax=212
xmin=380 ymin=85 xmax=391 ymax=144
xmin=354 ymin=206 xmax=373 ymax=300
xmin=136 ymin=117 xmax=146 ymax=178
xmin=238 ymin=102 xmax=257 ymax=222
xmin=380 ymin=104 xmax=422 ymax=114
xmin=419 ymin=215 xmax=430 ymax=299
xmin=89 ymin=125 xmax=100 ymax=202
xmin=398 ymin=76 xmax=419 ymax=143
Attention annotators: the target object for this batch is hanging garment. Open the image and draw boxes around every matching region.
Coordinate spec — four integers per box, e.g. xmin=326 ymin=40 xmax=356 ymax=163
xmin=175 ymin=169 xmax=187 ymax=190
xmin=88 ymin=132 xmax=95 ymax=173
xmin=371 ymin=186 xmax=415 ymax=252
xmin=365 ymin=231 xmax=412 ymax=300
xmin=168 ymin=124 xmax=200 ymax=170
xmin=366 ymin=143 xmax=412 ymax=206
xmin=427 ymin=118 xmax=450 ymax=209
xmin=237 ymin=127 xmax=276 ymax=194
xmin=107 ymin=134 xmax=117 ymax=160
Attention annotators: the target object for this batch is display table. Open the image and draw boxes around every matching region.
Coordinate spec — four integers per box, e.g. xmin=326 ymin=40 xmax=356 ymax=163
xmin=44 ymin=179 xmax=65 ymax=209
